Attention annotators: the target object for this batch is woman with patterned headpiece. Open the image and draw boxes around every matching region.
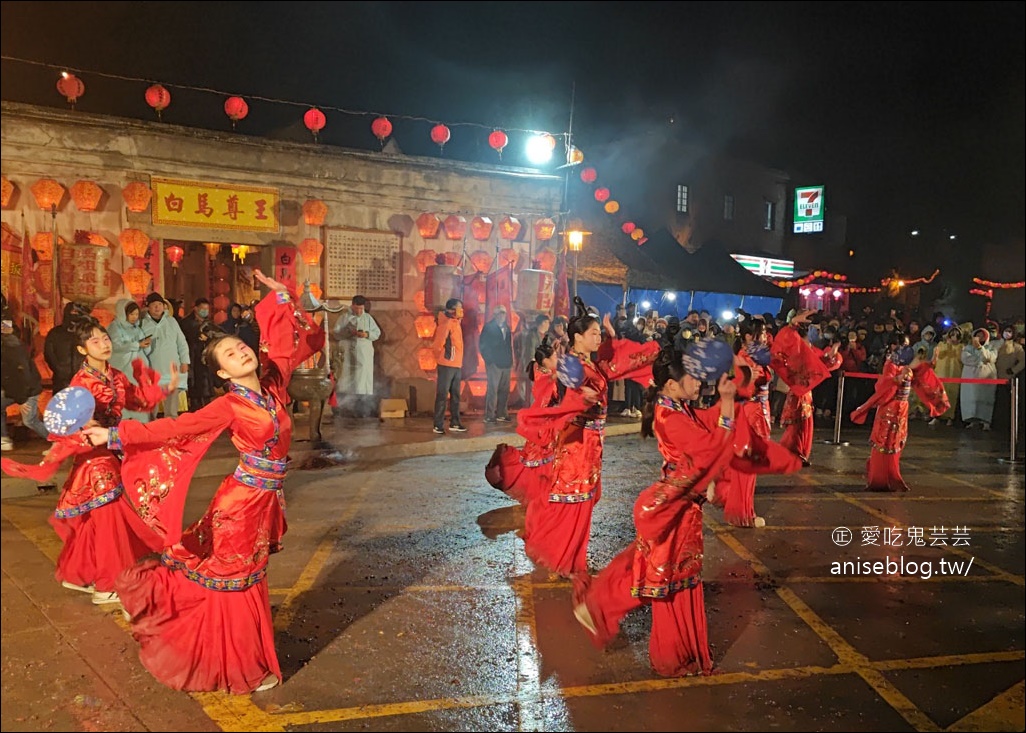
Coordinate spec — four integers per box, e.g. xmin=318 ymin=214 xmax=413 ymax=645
xmin=81 ymin=270 xmax=324 ymax=694
xmin=851 ymin=343 xmax=949 ymax=491
xmin=521 ymin=296 xmax=661 ymax=578
xmin=572 ymin=339 xmax=737 ymax=676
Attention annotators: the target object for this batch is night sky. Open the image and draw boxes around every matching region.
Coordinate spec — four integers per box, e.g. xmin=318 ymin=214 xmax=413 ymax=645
xmin=2 ymin=1 xmax=1023 ymax=276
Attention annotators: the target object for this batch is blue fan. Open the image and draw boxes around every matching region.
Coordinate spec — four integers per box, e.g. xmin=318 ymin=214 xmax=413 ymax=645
xmin=556 ymin=353 xmax=585 ymax=389
xmin=890 ymin=345 xmax=915 ymax=366
xmin=682 ymin=338 xmax=734 ymax=383
xmin=745 ymin=343 xmax=772 ymax=367
xmin=43 ymin=386 xmax=95 ymax=436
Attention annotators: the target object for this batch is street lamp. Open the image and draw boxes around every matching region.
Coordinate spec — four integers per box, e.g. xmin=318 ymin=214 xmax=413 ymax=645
xmin=562 ymin=219 xmax=591 ymax=299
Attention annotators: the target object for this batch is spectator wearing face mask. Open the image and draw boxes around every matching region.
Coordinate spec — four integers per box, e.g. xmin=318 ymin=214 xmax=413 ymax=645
xmin=993 ymin=324 xmax=1025 ymax=433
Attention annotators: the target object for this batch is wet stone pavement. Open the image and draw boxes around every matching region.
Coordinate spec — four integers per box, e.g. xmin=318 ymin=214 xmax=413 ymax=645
xmin=1 ymin=421 xmax=1023 ymax=732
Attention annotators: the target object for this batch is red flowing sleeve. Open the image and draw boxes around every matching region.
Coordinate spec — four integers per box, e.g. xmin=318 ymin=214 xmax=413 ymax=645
xmin=112 ymin=398 xmax=235 ymax=544
xmin=516 ymin=388 xmax=591 ymax=445
xmin=596 ymin=338 xmax=661 ymax=386
xmin=123 ymin=358 xmax=171 ymax=411
xmin=912 ymin=362 xmax=951 ymax=417
xmin=770 ymin=326 xmax=832 ymax=397
xmin=530 ymin=366 xmax=558 ymax=407
xmin=850 ymin=362 xmax=903 ymax=425
xmin=255 ymin=289 xmax=325 ymax=407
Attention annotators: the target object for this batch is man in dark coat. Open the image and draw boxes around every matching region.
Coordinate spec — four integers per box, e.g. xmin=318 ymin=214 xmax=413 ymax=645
xmin=478 ymin=304 xmax=514 ymax=423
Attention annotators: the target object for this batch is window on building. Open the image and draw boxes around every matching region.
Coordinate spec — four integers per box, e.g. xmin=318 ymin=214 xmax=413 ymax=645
xmin=764 ymin=200 xmax=776 ymax=231
xmin=676 ymin=184 xmax=689 ymax=213
xmin=723 ymin=194 xmax=735 ymax=221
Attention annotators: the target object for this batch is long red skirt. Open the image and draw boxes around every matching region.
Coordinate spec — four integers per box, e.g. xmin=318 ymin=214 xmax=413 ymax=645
xmin=866 ymin=450 xmax=909 ymax=492
xmin=780 ymin=417 xmax=813 ymax=463
xmin=49 ymin=496 xmax=162 ymax=592
xmin=116 ymin=558 xmax=281 ymax=694
xmin=522 ymin=495 xmax=597 ymax=577
xmin=485 ymin=444 xmax=551 ymax=507
xmin=579 ymin=545 xmax=712 ymax=676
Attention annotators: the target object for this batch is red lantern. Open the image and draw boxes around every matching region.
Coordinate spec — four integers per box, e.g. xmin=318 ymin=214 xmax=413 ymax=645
xmin=145 ymin=84 xmax=171 ymax=119
xmin=499 ymin=248 xmax=519 ymax=269
xmin=414 ymin=315 xmax=437 ymax=339
xmin=580 ymin=167 xmax=597 ymax=184
xmin=533 ymin=217 xmax=557 ymax=241
xmin=631 ymin=228 xmax=645 ymax=241
xmin=469 ymin=250 xmax=493 ymax=273
xmin=298 ymin=238 xmax=324 ymax=265
xmin=430 ymin=124 xmax=451 ymax=151
xmin=470 ymin=216 xmax=493 ymax=241
xmin=304 ymin=108 xmax=326 ymax=140
xmin=443 ymin=215 xmax=467 ymax=241
xmin=119 ymin=229 xmax=150 ymax=258
xmin=622 ymin=222 xmax=636 ymax=235
xmin=30 ymin=178 xmax=66 ymax=211
xmin=439 ymin=251 xmax=462 ymax=267
xmin=56 ymin=73 xmax=85 ymax=106
xmin=416 ymin=213 xmax=441 ymax=239
xmin=165 ymin=244 xmax=184 ymax=270
xmin=121 ymin=181 xmax=152 ymax=213
xmin=371 ymin=117 xmax=393 ymax=145
xmin=604 ymin=200 xmax=620 ymax=214
xmin=122 ymin=267 xmax=151 ymax=297
xmin=498 ymin=216 xmax=521 ymax=241
xmin=224 ymin=96 xmax=249 ymax=128
xmin=488 ymin=129 xmax=508 ymax=157
xmin=534 ymin=248 xmax=557 ymax=272
xmin=302 ymin=199 xmax=328 ymax=226
xmin=594 ymin=188 xmax=610 ymax=203
xmin=415 ymin=249 xmax=437 ymax=273
xmin=213 ymin=294 xmax=231 ymax=312
xmin=0 ymin=176 xmax=13 ymax=209
xmin=70 ymin=180 xmax=103 ymax=212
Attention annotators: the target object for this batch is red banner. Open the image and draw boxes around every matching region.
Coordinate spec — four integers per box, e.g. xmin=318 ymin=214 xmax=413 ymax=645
xmin=274 ymin=245 xmax=298 ymax=293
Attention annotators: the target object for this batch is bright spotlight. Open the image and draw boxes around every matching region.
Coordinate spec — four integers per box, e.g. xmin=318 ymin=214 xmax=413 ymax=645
xmin=721 ymin=310 xmax=734 ymax=321
xmin=949 ymin=234 xmax=957 ymax=240
xmin=665 ymin=292 xmax=676 ymax=301
xmin=525 ymin=135 xmax=553 ymax=165
xmin=815 ymin=288 xmax=825 ymax=297
xmin=832 ymin=289 xmax=843 ymax=299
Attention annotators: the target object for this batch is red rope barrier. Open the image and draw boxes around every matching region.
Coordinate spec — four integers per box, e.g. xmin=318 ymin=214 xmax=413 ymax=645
xmin=841 ymin=371 xmax=1009 ymax=385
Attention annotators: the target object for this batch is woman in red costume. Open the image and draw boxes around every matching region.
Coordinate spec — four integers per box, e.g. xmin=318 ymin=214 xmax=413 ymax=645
xmin=773 ymin=310 xmax=841 ymax=465
xmin=850 ymin=346 xmax=949 ymax=491
xmin=485 ymin=337 xmax=589 ymax=507
xmin=1 ymin=319 xmax=175 ymax=605
xmin=521 ymin=297 xmax=660 ymax=577
xmin=82 ymin=270 xmax=324 ymax=695
xmin=710 ymin=325 xmax=801 ymax=527
xmin=573 ymin=340 xmax=738 ymax=676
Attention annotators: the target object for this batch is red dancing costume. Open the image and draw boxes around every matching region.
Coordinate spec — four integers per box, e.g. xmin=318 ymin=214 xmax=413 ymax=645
xmin=485 ymin=366 xmax=578 ymax=507
xmin=773 ymin=325 xmax=841 ymax=463
xmin=575 ymin=396 xmax=736 ymax=675
xmin=712 ymin=352 xmax=801 ymax=526
xmin=109 ymin=289 xmax=323 ymax=694
xmin=522 ymin=340 xmax=659 ymax=576
xmin=2 ymin=361 xmax=168 ymax=593
xmin=851 ymin=360 xmax=949 ymax=491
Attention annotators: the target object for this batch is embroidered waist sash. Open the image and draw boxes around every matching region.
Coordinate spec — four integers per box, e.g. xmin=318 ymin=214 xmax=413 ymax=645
xmin=521 ymin=454 xmax=554 ymax=468
xmin=53 ymin=485 xmax=124 ymax=519
xmin=233 ymin=453 xmax=288 ymax=490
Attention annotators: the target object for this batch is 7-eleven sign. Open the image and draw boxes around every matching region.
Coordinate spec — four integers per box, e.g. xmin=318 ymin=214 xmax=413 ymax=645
xmin=793 ymin=185 xmax=825 ymax=233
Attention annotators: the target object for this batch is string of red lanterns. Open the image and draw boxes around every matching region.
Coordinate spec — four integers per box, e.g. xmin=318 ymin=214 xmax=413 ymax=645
xmin=972 ymin=277 xmax=1025 ymax=289
xmin=880 ymin=269 xmax=939 ymax=287
xmin=773 ymin=271 xmax=849 ymax=288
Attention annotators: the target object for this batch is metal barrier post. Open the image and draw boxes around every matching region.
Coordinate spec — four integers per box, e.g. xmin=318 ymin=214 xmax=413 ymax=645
xmin=998 ymin=377 xmax=1023 ymax=466
xmin=822 ymin=372 xmax=849 ymax=446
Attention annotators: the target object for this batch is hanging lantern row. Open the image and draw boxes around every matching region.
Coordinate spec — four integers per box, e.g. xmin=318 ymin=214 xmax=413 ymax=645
xmin=577 ymin=163 xmax=656 ymax=247
xmin=881 ymin=269 xmax=939 ymax=287
xmin=773 ymin=271 xmax=850 ymax=288
xmin=969 ymin=288 xmax=994 ymax=299
xmin=413 ymin=213 xmax=554 ymax=243
xmin=972 ymin=277 xmax=1024 ymax=289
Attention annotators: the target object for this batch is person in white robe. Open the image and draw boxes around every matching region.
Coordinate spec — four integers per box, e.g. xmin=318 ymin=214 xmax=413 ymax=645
xmin=332 ymin=295 xmax=381 ymax=417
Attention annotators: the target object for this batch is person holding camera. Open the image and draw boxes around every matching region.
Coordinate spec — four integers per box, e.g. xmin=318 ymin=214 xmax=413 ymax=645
xmin=432 ymin=298 xmax=468 ymax=434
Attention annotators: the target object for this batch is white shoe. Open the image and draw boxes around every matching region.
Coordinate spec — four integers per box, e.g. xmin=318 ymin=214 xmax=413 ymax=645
xmin=91 ymin=590 xmax=121 ymax=605
xmin=62 ymin=580 xmax=95 ymax=594
xmin=254 ymin=674 xmax=280 ymax=692
xmin=0 ymin=437 xmax=12 ymax=452
xmin=632 ymin=408 xmax=643 ymax=418
xmin=621 ymin=408 xmax=632 ymax=417
xmin=753 ymin=516 xmax=766 ymax=528
xmin=928 ymin=418 xmax=939 ymax=426
xmin=982 ymin=423 xmax=992 ymax=432
xmin=122 ymin=610 xmax=132 ymax=622
xmin=573 ymin=602 xmax=598 ymax=636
